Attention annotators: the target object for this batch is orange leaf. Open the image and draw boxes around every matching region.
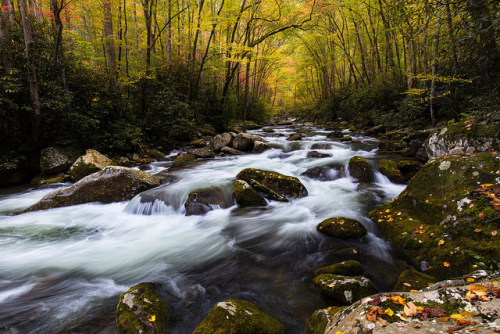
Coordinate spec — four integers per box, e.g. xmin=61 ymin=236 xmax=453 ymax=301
xmin=444 ymin=261 xmax=451 ymax=267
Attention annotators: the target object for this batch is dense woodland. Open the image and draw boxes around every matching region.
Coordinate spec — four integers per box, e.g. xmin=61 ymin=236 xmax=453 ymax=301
xmin=0 ymin=0 xmax=498 ymax=181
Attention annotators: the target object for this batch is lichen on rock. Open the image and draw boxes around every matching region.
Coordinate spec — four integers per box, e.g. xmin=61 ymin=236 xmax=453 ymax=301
xmin=313 ymin=274 xmax=378 ymax=304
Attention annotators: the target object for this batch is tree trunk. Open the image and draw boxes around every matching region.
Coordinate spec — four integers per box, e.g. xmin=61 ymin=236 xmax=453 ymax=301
xmin=19 ymin=0 xmax=41 ymax=147
xmin=103 ymin=0 xmax=117 ymax=86
xmin=430 ymin=15 xmax=442 ymax=126
xmin=0 ymin=0 xmax=13 ymax=73
xmin=50 ymin=0 xmax=68 ymax=94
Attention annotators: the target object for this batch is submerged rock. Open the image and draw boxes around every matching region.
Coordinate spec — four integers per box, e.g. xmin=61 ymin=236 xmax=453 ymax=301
xmin=348 ymin=156 xmax=374 ymax=183
xmin=317 ymin=217 xmax=367 ymax=238
xmin=193 ymin=299 xmax=284 ymax=334
xmin=307 ymin=151 xmax=331 ymax=159
xmin=236 ymin=168 xmax=308 ymax=199
xmin=327 ymin=131 xmax=344 ymax=139
xmin=314 ymin=260 xmax=363 ymax=277
xmin=68 ymin=149 xmax=113 ymax=181
xmin=425 ymin=122 xmax=500 ymax=158
xmin=21 ymin=167 xmax=162 ymax=212
xmin=185 ymin=188 xmax=234 ymax=216
xmin=369 ymin=152 xmax=500 ymax=279
xmin=311 ymin=143 xmax=332 ymax=150
xmin=392 ymin=269 xmax=437 ymax=292
xmin=233 ymin=180 xmax=267 ymax=207
xmin=171 ymin=153 xmax=196 ymax=168
xmin=40 ymin=147 xmax=79 ymax=175
xmin=301 ymin=166 xmax=343 ymax=181
xmin=210 ymin=133 xmax=233 ymax=152
xmin=116 ymin=283 xmax=170 ymax=334
xmin=313 ymin=274 xmax=377 ymax=304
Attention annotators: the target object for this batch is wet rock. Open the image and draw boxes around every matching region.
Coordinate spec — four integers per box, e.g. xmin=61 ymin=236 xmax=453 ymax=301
xmin=193 ymin=299 xmax=284 ymax=334
xmin=314 ymin=260 xmax=363 ymax=277
xmin=392 ymin=269 xmax=437 ymax=292
xmin=40 ymin=147 xmax=79 ymax=175
xmin=68 ymin=149 xmax=113 ymax=181
xmin=301 ymin=166 xmax=342 ymax=181
xmin=171 ymin=153 xmax=196 ymax=168
xmin=31 ymin=173 xmax=69 ymax=186
xmin=144 ymin=149 xmax=165 ymax=160
xmin=378 ymin=159 xmax=405 ymax=184
xmin=311 ymin=143 xmax=332 ymax=150
xmin=210 ymin=133 xmax=233 ymax=152
xmin=307 ymin=151 xmax=331 ymax=159
xmin=348 ymin=156 xmax=374 ymax=183
xmin=253 ymin=141 xmax=273 ymax=153
xmin=322 ymin=276 xmax=500 ymax=334
xmin=233 ymin=133 xmax=261 ymax=151
xmin=378 ymin=140 xmax=407 ymax=152
xmin=189 ymin=138 xmax=207 ymax=148
xmin=313 ymin=274 xmax=377 ymax=304
xmin=364 ymin=124 xmax=385 ymax=137
xmin=287 ymin=134 xmax=303 ymax=141
xmin=187 ymin=147 xmax=215 ymax=158
xmin=236 ymin=168 xmax=308 ymax=199
xmin=116 ymin=283 xmax=170 ymax=334
xmin=425 ymin=122 xmax=500 ymax=158
xmin=22 ymin=166 xmax=162 ymax=213
xmin=233 ymin=180 xmax=267 ymax=207
xmin=339 ymin=136 xmax=352 ymax=142
xmin=185 ymin=188 xmax=234 ymax=216
xmin=247 ymin=179 xmax=288 ymax=202
xmin=327 ymin=131 xmax=344 ymax=139
xmin=221 ymin=146 xmax=245 ymax=155
xmin=397 ymin=160 xmax=422 ymax=180
xmin=263 ymin=128 xmax=275 ymax=133
xmin=369 ymin=152 xmax=500 ymax=280
xmin=317 ymin=217 xmax=367 ymax=238
xmin=305 ymin=307 xmax=345 ymax=334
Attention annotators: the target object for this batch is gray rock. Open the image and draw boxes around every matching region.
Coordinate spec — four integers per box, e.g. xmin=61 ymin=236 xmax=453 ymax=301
xmin=233 ymin=133 xmax=261 ymax=151
xmin=221 ymin=146 xmax=245 ymax=155
xmin=210 ymin=133 xmax=233 ymax=152
xmin=68 ymin=149 xmax=113 ymax=181
xmin=185 ymin=188 xmax=234 ymax=216
xmin=252 ymin=141 xmax=273 ymax=153
xmin=40 ymin=147 xmax=79 ymax=175
xmin=187 ymin=147 xmax=215 ymax=158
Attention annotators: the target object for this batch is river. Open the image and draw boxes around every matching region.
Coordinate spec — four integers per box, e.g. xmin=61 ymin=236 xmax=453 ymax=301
xmin=0 ymin=124 xmax=407 ymax=333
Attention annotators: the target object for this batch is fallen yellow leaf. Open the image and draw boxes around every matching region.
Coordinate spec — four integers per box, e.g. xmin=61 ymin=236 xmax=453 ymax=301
xmin=474 ymin=228 xmax=482 ymax=233
xmin=450 ymin=314 xmax=463 ymax=319
xmin=148 ymin=315 xmax=156 ymax=322
xmin=444 ymin=261 xmax=450 ymax=267
xmin=384 ymin=308 xmax=394 ymax=316
xmin=390 ymin=295 xmax=406 ymax=305
xmin=459 ymin=310 xmax=474 ymax=318
xmin=467 ymin=278 xmax=475 ymax=283
xmin=438 ymin=239 xmax=445 ymax=246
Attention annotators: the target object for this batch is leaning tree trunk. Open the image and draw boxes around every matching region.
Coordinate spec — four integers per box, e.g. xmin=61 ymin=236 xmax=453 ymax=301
xmin=429 ymin=15 xmax=442 ymax=126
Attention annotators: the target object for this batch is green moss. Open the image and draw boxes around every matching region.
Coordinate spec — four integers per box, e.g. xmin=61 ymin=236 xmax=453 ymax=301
xmin=171 ymin=153 xmax=196 ymax=168
xmin=378 ymin=159 xmax=405 ymax=183
xmin=304 ymin=307 xmax=346 ymax=334
xmin=287 ymin=134 xmax=302 ymax=141
xmin=236 ymin=168 xmax=308 ymax=198
xmin=190 ymin=139 xmax=207 ymax=148
xmin=313 ymin=274 xmax=378 ymax=304
xmin=317 ymin=217 xmax=367 ymax=238
xmin=193 ymin=299 xmax=284 ymax=334
xmin=392 ymin=269 xmax=437 ymax=292
xmin=116 ymin=283 xmax=170 ymax=334
xmin=233 ymin=180 xmax=267 ymax=207
xmin=348 ymin=156 xmax=374 ymax=182
xmin=68 ymin=162 xmax=100 ymax=181
xmin=314 ymin=260 xmax=363 ymax=276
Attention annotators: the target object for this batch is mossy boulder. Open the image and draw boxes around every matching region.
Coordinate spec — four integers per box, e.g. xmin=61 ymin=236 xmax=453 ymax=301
xmin=348 ymin=156 xmax=374 ymax=183
xmin=190 ymin=138 xmax=208 ymax=148
xmin=378 ymin=140 xmax=407 ymax=152
xmin=286 ymin=134 xmax=302 ymax=141
xmin=171 ymin=153 xmax=196 ymax=168
xmin=327 ymin=131 xmax=344 ymax=139
xmin=378 ymin=159 xmax=405 ymax=183
xmin=317 ymin=217 xmax=367 ymax=238
xmin=339 ymin=136 xmax=353 ymax=142
xmin=116 ymin=283 xmax=170 ymax=334
xmin=236 ymin=168 xmax=308 ymax=199
xmin=68 ymin=149 xmax=113 ymax=181
xmin=21 ymin=167 xmax=162 ymax=213
xmin=185 ymin=188 xmax=234 ymax=216
xmin=187 ymin=147 xmax=216 ymax=158
xmin=233 ymin=133 xmax=262 ymax=152
xmin=40 ymin=146 xmax=80 ymax=175
xmin=314 ymin=260 xmax=363 ymax=277
xmin=233 ymin=180 xmax=267 ymax=207
xmin=392 ymin=269 xmax=437 ymax=292
xmin=304 ymin=307 xmax=346 ymax=334
xmin=369 ymin=152 xmax=500 ymax=280
xmin=425 ymin=122 xmax=500 ymax=158
xmin=313 ymin=274 xmax=378 ymax=304
xmin=31 ymin=173 xmax=70 ymax=186
xmin=253 ymin=141 xmax=273 ymax=153
xmin=311 ymin=143 xmax=332 ymax=150
xmin=144 ymin=149 xmax=165 ymax=160
xmin=193 ymin=299 xmax=284 ymax=334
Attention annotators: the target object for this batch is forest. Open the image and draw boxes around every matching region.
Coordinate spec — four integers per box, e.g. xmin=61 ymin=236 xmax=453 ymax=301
xmin=0 ymin=0 xmax=498 ymax=181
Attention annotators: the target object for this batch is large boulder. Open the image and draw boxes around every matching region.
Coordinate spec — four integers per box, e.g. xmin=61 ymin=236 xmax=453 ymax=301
xmin=185 ymin=188 xmax=234 ymax=216
xmin=116 ymin=283 xmax=170 ymax=334
xmin=322 ymin=274 xmax=500 ymax=334
xmin=369 ymin=152 xmax=500 ymax=279
xmin=236 ymin=168 xmax=308 ymax=199
xmin=317 ymin=217 xmax=367 ymax=238
xmin=314 ymin=260 xmax=363 ymax=277
xmin=348 ymin=156 xmax=374 ymax=182
xmin=305 ymin=307 xmax=345 ymax=334
xmin=187 ymin=147 xmax=216 ymax=158
xmin=378 ymin=159 xmax=405 ymax=183
xmin=210 ymin=133 xmax=233 ymax=152
xmin=313 ymin=274 xmax=377 ymax=304
xmin=221 ymin=146 xmax=245 ymax=155
xmin=193 ymin=299 xmax=284 ymax=334
xmin=40 ymin=147 xmax=79 ymax=175
xmin=253 ymin=141 xmax=273 ymax=153
xmin=233 ymin=180 xmax=267 ymax=207
xmin=425 ymin=122 xmax=500 ymax=159
xmin=392 ymin=269 xmax=437 ymax=292
xmin=232 ymin=133 xmax=261 ymax=152
xmin=68 ymin=149 xmax=113 ymax=181
xmin=21 ymin=166 xmax=162 ymax=213
xmin=171 ymin=153 xmax=196 ymax=168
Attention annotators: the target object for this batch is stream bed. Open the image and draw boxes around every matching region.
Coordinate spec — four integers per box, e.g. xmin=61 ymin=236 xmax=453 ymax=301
xmin=0 ymin=124 xmax=407 ymax=333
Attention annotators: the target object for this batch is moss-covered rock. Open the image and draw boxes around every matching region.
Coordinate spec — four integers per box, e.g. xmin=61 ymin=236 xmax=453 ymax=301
xmin=193 ymin=299 xmax=284 ymax=334
xmin=317 ymin=217 xmax=367 ymax=238
xmin=31 ymin=173 xmax=70 ymax=186
xmin=171 ymin=153 xmax=196 ymax=168
xmin=397 ymin=160 xmax=423 ymax=180
xmin=378 ymin=140 xmax=408 ymax=152
xmin=253 ymin=141 xmax=273 ymax=153
xmin=304 ymin=307 xmax=346 ymax=334
xmin=425 ymin=122 xmax=500 ymax=158
xmin=348 ymin=156 xmax=374 ymax=183
xmin=210 ymin=133 xmax=233 ymax=152
xmin=313 ymin=274 xmax=378 ymax=304
xmin=144 ymin=149 xmax=166 ymax=160
xmin=190 ymin=138 xmax=208 ymax=148
xmin=236 ymin=168 xmax=308 ymax=199
xmin=369 ymin=152 xmax=500 ymax=280
xmin=185 ymin=188 xmax=234 ymax=216
xmin=392 ymin=269 xmax=437 ymax=292
xmin=327 ymin=131 xmax=344 ymax=139
xmin=307 ymin=151 xmax=331 ymax=159
xmin=286 ymin=134 xmax=302 ymax=141
xmin=233 ymin=180 xmax=267 ymax=207
xmin=21 ymin=166 xmax=162 ymax=213
xmin=116 ymin=283 xmax=170 ymax=334
xmin=378 ymin=159 xmax=405 ymax=183
xmin=339 ymin=136 xmax=353 ymax=142
xmin=68 ymin=149 xmax=113 ymax=181
xmin=314 ymin=260 xmax=363 ymax=276
xmin=233 ymin=133 xmax=262 ymax=152
xmin=187 ymin=147 xmax=216 ymax=158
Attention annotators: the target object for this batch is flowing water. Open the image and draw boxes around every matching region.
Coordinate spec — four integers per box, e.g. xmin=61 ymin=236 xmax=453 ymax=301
xmin=0 ymin=124 xmax=407 ymax=334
